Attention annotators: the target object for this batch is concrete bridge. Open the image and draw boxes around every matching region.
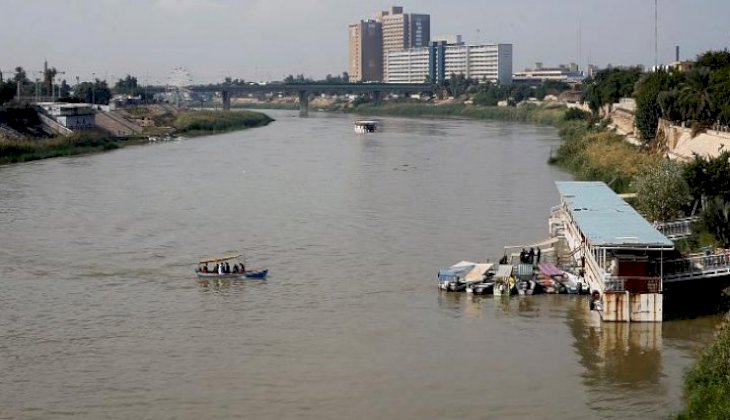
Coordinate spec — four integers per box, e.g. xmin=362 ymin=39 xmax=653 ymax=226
xmin=151 ymin=83 xmax=435 ymax=116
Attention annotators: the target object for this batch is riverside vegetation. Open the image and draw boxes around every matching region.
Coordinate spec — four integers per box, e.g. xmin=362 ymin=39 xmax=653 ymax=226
xmin=0 ymin=107 xmax=273 ymax=165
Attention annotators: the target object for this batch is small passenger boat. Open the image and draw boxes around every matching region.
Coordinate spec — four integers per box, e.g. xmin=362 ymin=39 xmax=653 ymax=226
xmin=493 ymin=264 xmax=516 ymax=296
xmin=354 ymin=120 xmax=378 ymax=134
xmin=437 ymin=261 xmax=474 ymax=291
xmin=195 ymin=254 xmax=268 ymax=280
xmin=438 ymin=261 xmax=493 ymax=292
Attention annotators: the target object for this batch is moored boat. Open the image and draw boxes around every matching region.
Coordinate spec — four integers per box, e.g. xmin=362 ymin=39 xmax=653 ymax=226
xmin=466 ymin=280 xmax=495 ymax=295
xmin=437 ymin=261 xmax=474 ymax=291
xmin=493 ymin=264 xmax=516 ymax=296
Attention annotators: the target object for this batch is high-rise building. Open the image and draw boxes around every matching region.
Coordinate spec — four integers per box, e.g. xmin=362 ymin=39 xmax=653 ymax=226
xmin=377 ymin=6 xmax=430 ymax=81
xmin=348 ymin=19 xmax=383 ymax=82
xmin=348 ymin=6 xmax=430 ymax=82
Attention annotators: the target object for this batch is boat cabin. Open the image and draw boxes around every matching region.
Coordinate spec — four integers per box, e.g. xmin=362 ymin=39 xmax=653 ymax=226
xmin=354 ymin=120 xmax=378 ymax=134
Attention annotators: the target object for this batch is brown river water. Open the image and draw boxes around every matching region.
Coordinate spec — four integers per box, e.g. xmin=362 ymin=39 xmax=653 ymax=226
xmin=0 ymin=110 xmax=721 ymax=419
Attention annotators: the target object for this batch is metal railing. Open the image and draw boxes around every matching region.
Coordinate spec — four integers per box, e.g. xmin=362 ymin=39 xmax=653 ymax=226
xmin=604 ymin=276 xmax=662 ymax=293
xmin=654 ymin=217 xmax=698 ymax=240
xmin=663 ymin=251 xmax=730 ymax=282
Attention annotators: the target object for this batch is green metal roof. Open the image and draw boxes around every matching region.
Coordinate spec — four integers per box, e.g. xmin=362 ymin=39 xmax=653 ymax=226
xmin=556 ymin=182 xmax=674 ymax=249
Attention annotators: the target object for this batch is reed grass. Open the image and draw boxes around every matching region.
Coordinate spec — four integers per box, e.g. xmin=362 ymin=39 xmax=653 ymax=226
xmin=173 ymin=110 xmax=273 ymax=135
xmin=0 ymin=132 xmax=128 ymax=164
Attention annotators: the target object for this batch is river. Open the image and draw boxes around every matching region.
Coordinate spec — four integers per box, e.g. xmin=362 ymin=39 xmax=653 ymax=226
xmin=0 ymin=110 xmax=720 ymax=419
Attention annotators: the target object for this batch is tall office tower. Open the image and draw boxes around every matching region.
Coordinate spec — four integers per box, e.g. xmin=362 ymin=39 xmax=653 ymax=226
xmin=378 ymin=6 xmax=430 ymax=81
xmin=348 ymin=19 xmax=383 ymax=82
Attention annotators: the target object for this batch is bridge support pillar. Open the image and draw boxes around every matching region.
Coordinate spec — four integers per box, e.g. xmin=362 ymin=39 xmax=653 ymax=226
xmin=298 ymin=90 xmax=309 ymax=117
xmin=372 ymin=90 xmax=382 ymax=106
xmin=221 ymin=90 xmax=231 ymax=111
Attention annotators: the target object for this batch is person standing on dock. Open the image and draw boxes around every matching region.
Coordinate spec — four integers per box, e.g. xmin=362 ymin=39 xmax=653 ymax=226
xmin=537 ymin=248 xmax=541 ymax=264
xmin=528 ymin=248 xmax=535 ymax=264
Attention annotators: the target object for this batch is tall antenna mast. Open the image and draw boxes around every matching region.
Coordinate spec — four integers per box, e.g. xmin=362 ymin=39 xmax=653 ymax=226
xmin=654 ymin=0 xmax=658 ymax=68
xmin=578 ymin=15 xmax=582 ymax=70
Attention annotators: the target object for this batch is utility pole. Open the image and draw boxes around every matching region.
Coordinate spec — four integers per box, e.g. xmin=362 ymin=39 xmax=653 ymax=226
xmin=91 ymin=72 xmax=96 ymax=105
xmin=51 ymin=71 xmax=66 ymax=102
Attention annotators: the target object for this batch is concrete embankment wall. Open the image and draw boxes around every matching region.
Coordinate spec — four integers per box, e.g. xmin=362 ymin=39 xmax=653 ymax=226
xmin=659 ymin=119 xmax=730 ymax=161
xmin=607 ymin=104 xmax=730 ymax=160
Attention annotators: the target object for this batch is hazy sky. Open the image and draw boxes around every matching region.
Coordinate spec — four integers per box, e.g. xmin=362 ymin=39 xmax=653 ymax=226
xmin=1 ymin=0 xmax=728 ymax=84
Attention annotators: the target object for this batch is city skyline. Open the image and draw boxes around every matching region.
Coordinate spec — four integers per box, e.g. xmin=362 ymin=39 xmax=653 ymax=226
xmin=0 ymin=0 xmax=728 ymax=84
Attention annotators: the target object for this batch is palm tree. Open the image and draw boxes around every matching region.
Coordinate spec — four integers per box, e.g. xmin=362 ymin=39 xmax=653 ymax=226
xmin=678 ymin=68 xmax=713 ymax=123
xmin=657 ymin=87 xmax=681 ymax=123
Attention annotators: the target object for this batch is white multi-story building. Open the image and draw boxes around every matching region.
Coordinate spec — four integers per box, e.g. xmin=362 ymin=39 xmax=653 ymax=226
xmin=385 ymin=43 xmax=513 ymax=84
xmin=513 ymin=63 xmax=584 ymax=83
xmin=384 ymin=48 xmax=430 ymax=83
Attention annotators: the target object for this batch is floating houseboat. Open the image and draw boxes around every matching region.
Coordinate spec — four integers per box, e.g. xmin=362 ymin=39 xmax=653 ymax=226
xmin=549 ymin=182 xmax=674 ymax=322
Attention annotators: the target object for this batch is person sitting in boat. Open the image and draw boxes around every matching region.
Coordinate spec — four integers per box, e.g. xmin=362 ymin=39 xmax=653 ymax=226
xmin=239 ymin=263 xmax=246 ymax=273
xmin=232 ymin=264 xmax=239 ymax=274
xmin=218 ymin=263 xmax=224 ymax=275
xmin=213 ymin=263 xmax=219 ymax=274
xmin=201 ymin=264 xmax=209 ymax=273
xmin=225 ymin=262 xmax=231 ymax=273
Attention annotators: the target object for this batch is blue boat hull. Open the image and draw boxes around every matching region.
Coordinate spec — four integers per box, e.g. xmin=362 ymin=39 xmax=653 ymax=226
xmin=196 ymin=269 xmax=268 ymax=280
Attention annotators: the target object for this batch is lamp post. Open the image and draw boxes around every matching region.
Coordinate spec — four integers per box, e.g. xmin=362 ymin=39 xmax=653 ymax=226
xmin=91 ymin=72 xmax=96 ymax=106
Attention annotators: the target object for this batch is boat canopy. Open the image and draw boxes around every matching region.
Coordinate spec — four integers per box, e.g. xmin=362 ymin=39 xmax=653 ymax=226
xmin=465 ymin=263 xmax=494 ymax=281
xmin=438 ymin=261 xmax=476 ymax=281
xmin=538 ymin=262 xmax=563 ymax=277
xmin=199 ymin=254 xmax=242 ymax=264
xmin=494 ymin=264 xmax=513 ymax=279
xmin=515 ymin=263 xmax=534 ymax=279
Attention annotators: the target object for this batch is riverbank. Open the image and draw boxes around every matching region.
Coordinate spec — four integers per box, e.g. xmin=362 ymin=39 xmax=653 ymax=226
xmin=675 ymin=313 xmax=730 ymax=419
xmin=0 ymin=108 xmax=273 ymax=165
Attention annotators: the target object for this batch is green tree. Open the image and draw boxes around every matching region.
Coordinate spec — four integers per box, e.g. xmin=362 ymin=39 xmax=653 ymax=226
xmin=535 ymin=85 xmax=546 ymax=101
xmin=581 ymin=67 xmax=642 ymax=114
xmin=634 ymin=159 xmax=690 ymax=222
xmin=709 ymin=67 xmax=730 ymax=125
xmin=678 ymin=68 xmax=713 ymax=123
xmin=74 ymin=79 xmax=111 ymax=104
xmin=0 ymin=81 xmax=15 ymax=104
xmin=43 ymin=66 xmax=58 ymax=96
xmin=657 ymin=88 xmax=682 ymax=122
xmin=113 ymin=74 xmax=139 ymax=94
xmin=683 ymin=151 xmax=730 ymax=205
xmin=694 ymin=49 xmax=730 ymax=71
xmin=59 ymin=79 xmax=71 ymax=99
xmin=634 ymin=69 xmax=685 ymax=141
xmin=700 ymin=197 xmax=730 ymax=248
xmin=13 ymin=66 xmax=26 ymax=99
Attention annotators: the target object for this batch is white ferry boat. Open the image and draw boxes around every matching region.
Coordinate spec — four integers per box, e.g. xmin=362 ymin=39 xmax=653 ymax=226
xmin=354 ymin=120 xmax=378 ymax=134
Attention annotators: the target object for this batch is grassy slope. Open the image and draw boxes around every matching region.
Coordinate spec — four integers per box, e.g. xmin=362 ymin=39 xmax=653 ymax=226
xmin=676 ymin=315 xmax=730 ymax=419
xmin=0 ymin=109 xmax=273 ymax=164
